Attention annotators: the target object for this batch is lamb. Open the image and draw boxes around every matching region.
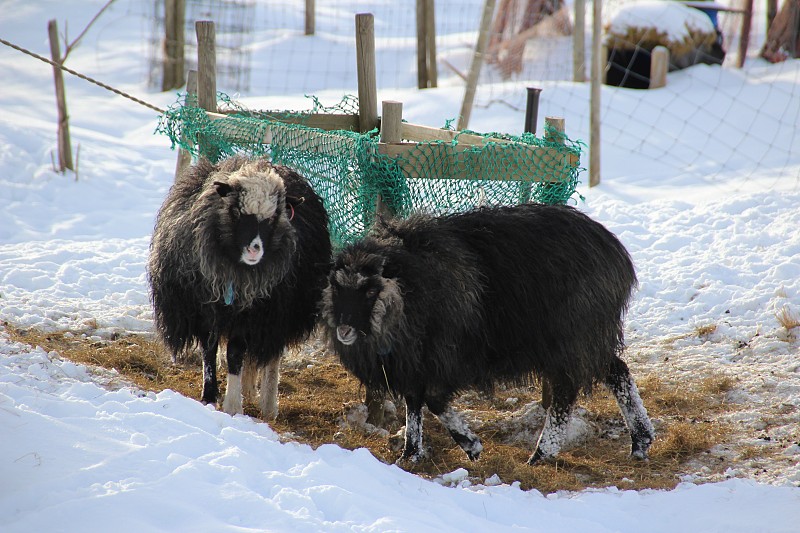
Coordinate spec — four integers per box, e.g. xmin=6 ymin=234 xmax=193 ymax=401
xmin=148 ymin=156 xmax=331 ymax=419
xmin=320 ymin=203 xmax=654 ymax=464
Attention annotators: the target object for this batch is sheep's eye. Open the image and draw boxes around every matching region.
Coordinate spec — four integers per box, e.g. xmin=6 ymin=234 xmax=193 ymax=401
xmin=365 ymin=287 xmax=378 ymax=299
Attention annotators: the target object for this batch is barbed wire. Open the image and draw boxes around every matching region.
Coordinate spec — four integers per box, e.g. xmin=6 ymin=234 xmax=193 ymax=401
xmin=0 ymin=36 xmax=165 ymax=115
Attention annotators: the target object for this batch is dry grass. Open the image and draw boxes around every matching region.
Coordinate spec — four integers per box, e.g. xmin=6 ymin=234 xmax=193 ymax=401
xmin=6 ymin=324 xmax=749 ymax=494
xmin=776 ymin=305 xmax=800 ymax=331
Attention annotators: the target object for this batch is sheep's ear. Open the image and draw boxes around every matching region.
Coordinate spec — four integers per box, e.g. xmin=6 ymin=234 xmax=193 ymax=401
xmin=213 ymin=181 xmax=233 ymax=198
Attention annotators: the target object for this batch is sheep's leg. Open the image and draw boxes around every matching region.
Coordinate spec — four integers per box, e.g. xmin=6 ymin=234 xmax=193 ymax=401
xmin=221 ymin=336 xmax=246 ymax=416
xmin=400 ymin=394 xmax=425 ymax=463
xmin=200 ymin=333 xmax=220 ymax=406
xmin=429 ymin=402 xmax=483 ymax=461
xmin=258 ymin=355 xmax=281 ymax=421
xmin=241 ymin=356 xmax=261 ymax=405
xmin=605 ymin=357 xmax=655 ymax=460
xmin=528 ymin=382 xmax=577 ymax=464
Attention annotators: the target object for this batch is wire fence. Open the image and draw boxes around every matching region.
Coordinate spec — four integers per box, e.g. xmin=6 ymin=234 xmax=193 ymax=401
xmin=142 ymin=0 xmax=799 ymax=183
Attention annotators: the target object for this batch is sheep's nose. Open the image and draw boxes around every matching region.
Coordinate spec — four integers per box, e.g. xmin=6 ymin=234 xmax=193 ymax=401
xmin=336 ymin=324 xmax=358 ymax=345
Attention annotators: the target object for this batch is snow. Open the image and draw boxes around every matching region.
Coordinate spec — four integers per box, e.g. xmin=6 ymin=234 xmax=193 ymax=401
xmin=1 ymin=1 xmax=800 ymax=531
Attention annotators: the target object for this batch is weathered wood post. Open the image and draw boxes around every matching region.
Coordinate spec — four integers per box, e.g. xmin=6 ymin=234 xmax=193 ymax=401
xmin=649 ymin=46 xmax=669 ymax=89
xmin=416 ymin=0 xmax=438 ymax=88
xmin=542 ymin=116 xmax=566 ymax=200
xmin=162 ymin=0 xmax=186 ymax=92
xmin=305 ymin=0 xmax=316 ymax=35
xmin=737 ymin=0 xmax=754 ymax=68
xmin=573 ymin=0 xmax=586 ymax=82
xmin=355 ymin=14 xmax=379 ymax=133
xmin=174 ymin=69 xmax=198 ymax=181
xmin=589 ymin=0 xmax=602 ymax=187
xmin=48 ymin=19 xmax=74 ymax=172
xmin=196 ymin=21 xmax=220 ymax=162
xmin=356 ymin=13 xmax=388 ymax=427
xmin=458 ymin=0 xmax=496 ymax=130
xmin=378 ymin=100 xmax=403 ymax=217
xmin=766 ymin=0 xmax=777 ymax=31
xmin=520 ymin=87 xmax=541 ymax=203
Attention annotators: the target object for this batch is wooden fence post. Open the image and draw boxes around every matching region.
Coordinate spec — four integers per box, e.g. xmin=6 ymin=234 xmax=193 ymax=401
xmin=737 ymin=0 xmax=754 ymax=68
xmin=378 ymin=100 xmax=403 ymax=217
xmin=589 ymin=0 xmax=602 ymax=187
xmin=649 ymin=46 xmax=669 ymax=89
xmin=305 ymin=0 xmax=316 ymax=35
xmin=174 ymin=69 xmax=198 ymax=181
xmin=355 ymin=14 xmax=379 ymax=133
xmin=419 ymin=0 xmax=438 ymax=88
xmin=458 ymin=0 xmax=496 ymax=130
xmin=573 ymin=0 xmax=586 ymax=82
xmin=766 ymin=0 xmax=777 ymax=32
xmin=196 ymin=21 xmax=220 ymax=161
xmin=48 ymin=19 xmax=74 ymax=172
xmin=162 ymin=0 xmax=186 ymax=91
xmin=356 ymin=13 xmax=384 ymax=426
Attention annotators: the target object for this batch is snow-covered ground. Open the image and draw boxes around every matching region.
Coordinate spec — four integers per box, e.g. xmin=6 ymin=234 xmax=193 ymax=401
xmin=1 ymin=1 xmax=799 ymax=531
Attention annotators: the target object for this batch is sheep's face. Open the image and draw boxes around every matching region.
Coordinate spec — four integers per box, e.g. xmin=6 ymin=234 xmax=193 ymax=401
xmin=322 ymin=249 xmax=402 ymax=347
xmin=211 ymin=166 xmax=293 ymax=268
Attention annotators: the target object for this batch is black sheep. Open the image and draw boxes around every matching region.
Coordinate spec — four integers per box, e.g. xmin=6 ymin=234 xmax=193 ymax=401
xmin=148 ymin=156 xmax=331 ymax=419
xmin=320 ymin=204 xmax=654 ymax=464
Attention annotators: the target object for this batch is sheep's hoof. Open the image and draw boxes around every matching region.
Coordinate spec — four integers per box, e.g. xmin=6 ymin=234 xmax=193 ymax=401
xmin=631 ymin=447 xmax=651 ymax=461
xmin=396 ymin=449 xmax=426 ymax=466
xmin=631 ymin=437 xmax=653 ymax=461
xmin=395 ymin=455 xmax=420 ymax=468
xmin=462 ymin=440 xmax=483 ymax=461
xmin=526 ymin=448 xmax=555 ymax=466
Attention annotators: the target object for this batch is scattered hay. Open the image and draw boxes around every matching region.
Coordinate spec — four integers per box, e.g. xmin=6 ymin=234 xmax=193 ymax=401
xmin=5 ymin=324 xmax=753 ymax=494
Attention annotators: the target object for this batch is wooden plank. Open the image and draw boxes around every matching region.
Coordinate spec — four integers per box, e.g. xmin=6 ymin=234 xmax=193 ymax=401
xmin=239 ymin=112 xmax=360 ymax=131
xmin=377 ymin=143 xmax=576 ymax=183
xmin=203 ymin=111 xmax=359 ymax=158
xmin=401 ymin=122 xmax=515 ymax=146
xmin=197 ymin=111 xmax=579 ymax=186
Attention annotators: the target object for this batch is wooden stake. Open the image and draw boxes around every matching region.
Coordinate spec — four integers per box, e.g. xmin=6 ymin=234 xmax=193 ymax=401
xmin=48 ymin=19 xmax=73 ymax=172
xmin=425 ymin=0 xmax=438 ymax=88
xmin=162 ymin=0 xmax=185 ymax=92
xmin=649 ymin=46 xmax=669 ymax=89
xmin=589 ymin=0 xmax=601 ymax=187
xmin=572 ymin=0 xmax=586 ymax=82
xmin=305 ymin=0 xmax=316 ymax=36
xmin=174 ymin=69 xmax=197 ymax=181
xmin=196 ymin=21 xmax=219 ymax=161
xmin=737 ymin=0 xmax=754 ymax=68
xmin=355 ymin=14 xmax=379 ymax=133
xmin=458 ymin=0 xmax=496 ymax=131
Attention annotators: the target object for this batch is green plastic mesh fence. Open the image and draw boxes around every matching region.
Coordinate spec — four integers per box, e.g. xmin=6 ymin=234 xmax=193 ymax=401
xmin=157 ymin=93 xmax=583 ymax=247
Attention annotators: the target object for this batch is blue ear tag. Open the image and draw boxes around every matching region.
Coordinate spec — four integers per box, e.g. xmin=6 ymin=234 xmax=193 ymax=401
xmin=224 ymin=281 xmax=234 ymax=306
